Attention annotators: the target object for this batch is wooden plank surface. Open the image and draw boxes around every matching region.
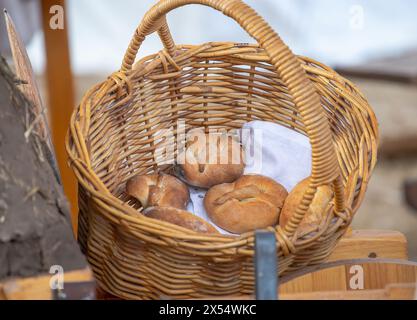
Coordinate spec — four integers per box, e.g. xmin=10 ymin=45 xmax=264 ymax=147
xmin=278 ymin=229 xmax=408 ymax=295
xmin=358 ymin=261 xmax=416 ymax=290
xmin=198 ymin=284 xmax=417 ymax=300
xmin=281 ymin=283 xmax=417 ymax=300
xmin=0 ymin=268 xmax=93 ymax=300
xmin=329 ymin=229 xmax=408 ymax=261
xmin=280 ymin=259 xmax=417 ymax=294
xmin=200 ymin=260 xmax=417 ymax=300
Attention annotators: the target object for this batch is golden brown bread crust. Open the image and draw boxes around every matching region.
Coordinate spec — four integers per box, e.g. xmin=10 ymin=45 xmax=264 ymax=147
xmin=279 ymin=177 xmax=334 ymax=235
xmin=179 ymin=133 xmax=244 ymax=188
xmin=126 ymin=174 xmax=190 ymax=209
xmin=204 ymin=174 xmax=288 ymax=234
xmin=143 ymin=207 xmax=219 ymax=234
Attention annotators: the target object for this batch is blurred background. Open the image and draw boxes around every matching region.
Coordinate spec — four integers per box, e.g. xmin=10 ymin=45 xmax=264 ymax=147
xmin=1 ymin=0 xmax=416 ymax=258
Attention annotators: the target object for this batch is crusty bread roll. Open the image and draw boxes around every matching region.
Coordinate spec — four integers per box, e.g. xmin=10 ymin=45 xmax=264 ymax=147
xmin=204 ymin=175 xmax=288 ymax=234
xmin=143 ymin=207 xmax=219 ymax=234
xmin=179 ymin=132 xmax=244 ymax=188
xmin=279 ymin=177 xmax=333 ymax=235
xmin=126 ymin=173 xmax=189 ymax=209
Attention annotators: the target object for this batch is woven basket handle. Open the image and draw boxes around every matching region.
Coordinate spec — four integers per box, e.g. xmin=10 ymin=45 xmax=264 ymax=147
xmin=121 ymin=0 xmax=347 ymax=237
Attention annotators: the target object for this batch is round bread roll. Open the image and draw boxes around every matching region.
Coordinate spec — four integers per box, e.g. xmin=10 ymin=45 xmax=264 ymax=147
xmin=204 ymin=175 xmax=288 ymax=234
xmin=143 ymin=207 xmax=219 ymax=234
xmin=179 ymin=132 xmax=244 ymax=188
xmin=279 ymin=177 xmax=334 ymax=235
xmin=126 ymin=174 xmax=189 ymax=209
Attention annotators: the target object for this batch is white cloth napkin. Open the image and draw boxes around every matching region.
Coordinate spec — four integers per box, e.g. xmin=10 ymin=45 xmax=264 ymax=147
xmin=186 ymin=120 xmax=312 ymax=235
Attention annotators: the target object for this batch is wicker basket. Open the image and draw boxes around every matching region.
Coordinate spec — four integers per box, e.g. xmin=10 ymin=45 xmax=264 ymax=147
xmin=66 ymin=0 xmax=379 ymax=300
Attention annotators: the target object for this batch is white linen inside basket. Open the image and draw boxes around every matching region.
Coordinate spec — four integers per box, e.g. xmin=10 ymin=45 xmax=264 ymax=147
xmin=186 ymin=120 xmax=312 ymax=235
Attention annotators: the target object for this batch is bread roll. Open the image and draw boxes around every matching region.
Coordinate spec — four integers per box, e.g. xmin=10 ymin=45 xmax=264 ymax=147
xmin=126 ymin=173 xmax=189 ymax=209
xmin=279 ymin=177 xmax=333 ymax=235
xmin=204 ymin=175 xmax=288 ymax=234
xmin=143 ymin=207 xmax=219 ymax=234
xmin=179 ymin=132 xmax=244 ymax=188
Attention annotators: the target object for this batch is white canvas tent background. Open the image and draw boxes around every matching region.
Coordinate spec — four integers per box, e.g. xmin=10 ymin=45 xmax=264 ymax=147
xmin=27 ymin=0 xmax=417 ymax=75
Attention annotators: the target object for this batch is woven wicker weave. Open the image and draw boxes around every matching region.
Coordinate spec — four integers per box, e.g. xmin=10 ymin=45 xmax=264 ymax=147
xmin=66 ymin=0 xmax=378 ymax=300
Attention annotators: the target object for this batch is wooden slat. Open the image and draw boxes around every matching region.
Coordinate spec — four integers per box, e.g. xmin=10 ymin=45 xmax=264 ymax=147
xmin=199 ymin=261 xmax=417 ymax=300
xmin=279 ymin=266 xmax=348 ymax=295
xmin=40 ymin=0 xmax=78 ymax=233
xmin=198 ymin=285 xmax=417 ymax=300
xmin=358 ymin=262 xmax=416 ymax=290
xmin=329 ymin=229 xmax=408 ymax=261
xmin=279 ymin=230 xmax=408 ymax=294
xmin=0 ymin=268 xmax=93 ymax=300
xmin=385 ymin=283 xmax=417 ymax=300
xmin=281 ymin=284 xmax=417 ymax=300
xmin=280 ymin=289 xmax=388 ymax=300
xmin=278 ymin=273 xmax=313 ymax=294
xmin=312 ymin=265 xmax=347 ymax=292
xmin=280 ymin=259 xmax=417 ymax=293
